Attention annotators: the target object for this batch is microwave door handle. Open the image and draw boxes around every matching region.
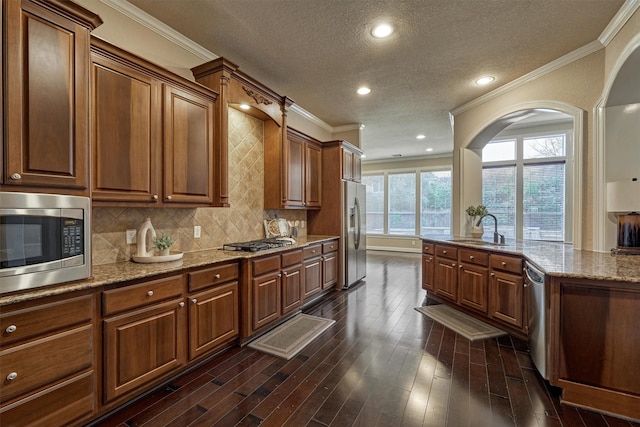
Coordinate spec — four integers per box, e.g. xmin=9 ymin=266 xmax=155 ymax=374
xmin=0 ymin=208 xmax=61 ymax=217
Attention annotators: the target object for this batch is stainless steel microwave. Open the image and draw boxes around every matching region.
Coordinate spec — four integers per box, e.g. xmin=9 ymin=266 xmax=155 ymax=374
xmin=0 ymin=192 xmax=91 ymax=294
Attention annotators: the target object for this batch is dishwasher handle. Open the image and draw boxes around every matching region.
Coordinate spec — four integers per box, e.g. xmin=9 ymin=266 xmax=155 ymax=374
xmin=524 ymin=262 xmax=544 ymax=284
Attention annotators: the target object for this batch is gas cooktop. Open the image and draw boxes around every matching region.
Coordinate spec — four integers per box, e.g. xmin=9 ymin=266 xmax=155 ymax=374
xmin=222 ymin=238 xmax=295 ymax=252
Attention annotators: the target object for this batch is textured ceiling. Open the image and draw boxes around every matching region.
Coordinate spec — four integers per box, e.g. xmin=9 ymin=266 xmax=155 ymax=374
xmin=128 ymin=0 xmax=624 ymax=161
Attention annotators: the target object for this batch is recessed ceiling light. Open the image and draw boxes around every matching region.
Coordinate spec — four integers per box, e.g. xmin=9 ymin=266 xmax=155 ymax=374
xmin=361 ymin=154 xmax=366 ymax=158
xmin=371 ymin=23 xmax=393 ymax=38
xmin=416 ymin=134 xmax=426 ymax=140
xmin=425 ymin=148 xmax=433 ymax=152
xmin=357 ymin=87 xmax=371 ymax=95
xmin=475 ymin=76 xmax=495 ymax=86
xmin=239 ymin=104 xmax=250 ymax=110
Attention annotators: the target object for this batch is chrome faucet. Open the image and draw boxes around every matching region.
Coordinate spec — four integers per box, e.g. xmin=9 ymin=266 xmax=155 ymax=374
xmin=476 ymin=214 xmax=505 ymax=244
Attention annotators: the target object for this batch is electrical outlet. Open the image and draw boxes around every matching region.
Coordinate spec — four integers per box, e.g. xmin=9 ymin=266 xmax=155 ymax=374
xmin=126 ymin=229 xmax=137 ymax=244
xmin=412 ymin=240 xmax=416 ymax=246
xmin=194 ymin=225 xmax=201 ymax=238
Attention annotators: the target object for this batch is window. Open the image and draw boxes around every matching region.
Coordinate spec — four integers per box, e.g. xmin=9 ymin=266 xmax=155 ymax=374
xmin=363 ymin=169 xmax=451 ymax=236
xmin=482 ymin=131 xmax=571 ymax=242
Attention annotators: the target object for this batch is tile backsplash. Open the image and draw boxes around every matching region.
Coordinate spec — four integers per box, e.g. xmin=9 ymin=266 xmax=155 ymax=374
xmin=92 ymin=109 xmax=306 ymax=265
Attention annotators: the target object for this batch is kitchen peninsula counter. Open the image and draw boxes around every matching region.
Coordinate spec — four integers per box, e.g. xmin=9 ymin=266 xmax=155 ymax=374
xmin=0 ymin=235 xmax=339 ymax=306
xmin=421 ymin=235 xmax=640 ymax=283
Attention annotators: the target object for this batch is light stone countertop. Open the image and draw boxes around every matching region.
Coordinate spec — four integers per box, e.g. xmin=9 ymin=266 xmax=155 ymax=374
xmin=0 ymin=235 xmax=339 ymax=306
xmin=421 ymin=235 xmax=640 ymax=284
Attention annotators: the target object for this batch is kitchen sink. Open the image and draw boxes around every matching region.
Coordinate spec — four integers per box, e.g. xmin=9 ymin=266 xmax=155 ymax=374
xmin=447 ymin=239 xmax=506 ymax=246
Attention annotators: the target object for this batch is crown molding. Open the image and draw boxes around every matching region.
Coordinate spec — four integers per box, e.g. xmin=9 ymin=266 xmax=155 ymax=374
xmin=599 ymin=0 xmax=640 ymax=46
xmin=451 ymin=40 xmax=604 ymax=116
xmin=289 ymin=104 xmax=334 ymax=132
xmin=333 ymin=123 xmax=362 ymax=132
xmin=97 ymin=0 xmax=217 ymax=60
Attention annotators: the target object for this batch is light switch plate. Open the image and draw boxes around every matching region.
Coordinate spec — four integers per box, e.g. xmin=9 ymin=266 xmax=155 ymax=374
xmin=126 ymin=229 xmax=137 ymax=244
xmin=194 ymin=225 xmax=201 ymax=238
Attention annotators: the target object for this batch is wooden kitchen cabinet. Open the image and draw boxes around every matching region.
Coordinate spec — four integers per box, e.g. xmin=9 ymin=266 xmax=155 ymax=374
xmin=422 ymin=242 xmax=435 ymax=291
xmin=251 ymin=255 xmax=282 ymax=331
xmin=489 ymin=254 xmax=524 ymax=329
xmin=322 ymin=240 xmax=339 ymax=290
xmin=187 ymin=263 xmax=239 ymax=360
xmin=434 ymin=244 xmax=458 ymax=302
xmin=102 ymin=275 xmax=186 ymax=402
xmin=0 ymin=294 xmax=96 ymax=426
xmin=458 ymin=248 xmax=489 ymax=314
xmin=281 ymin=250 xmax=304 ymax=314
xmin=2 ymin=0 xmax=101 ymax=193
xmin=342 ymin=147 xmax=362 ymax=182
xmin=303 ymin=244 xmax=323 ymax=299
xmin=90 ymin=38 xmax=217 ymax=206
xmin=265 ymin=128 xmax=322 ymax=209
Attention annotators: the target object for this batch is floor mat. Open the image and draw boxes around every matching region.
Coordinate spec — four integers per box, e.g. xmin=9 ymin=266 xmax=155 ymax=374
xmin=247 ymin=313 xmax=335 ymax=359
xmin=414 ymin=305 xmax=507 ymax=341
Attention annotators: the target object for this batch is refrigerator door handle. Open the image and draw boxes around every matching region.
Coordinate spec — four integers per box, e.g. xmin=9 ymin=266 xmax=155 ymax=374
xmin=354 ymin=197 xmax=361 ymax=250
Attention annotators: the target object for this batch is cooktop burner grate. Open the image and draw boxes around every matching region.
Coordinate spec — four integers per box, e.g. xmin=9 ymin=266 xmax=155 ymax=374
xmin=222 ymin=238 xmax=294 ymax=252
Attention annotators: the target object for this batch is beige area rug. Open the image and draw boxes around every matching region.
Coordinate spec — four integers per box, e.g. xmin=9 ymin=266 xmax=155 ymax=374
xmin=248 ymin=314 xmax=336 ymax=360
xmin=415 ymin=305 xmax=507 ymax=342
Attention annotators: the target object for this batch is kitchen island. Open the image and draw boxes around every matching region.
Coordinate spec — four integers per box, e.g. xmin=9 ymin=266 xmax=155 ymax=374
xmin=421 ymin=235 xmax=640 ymax=421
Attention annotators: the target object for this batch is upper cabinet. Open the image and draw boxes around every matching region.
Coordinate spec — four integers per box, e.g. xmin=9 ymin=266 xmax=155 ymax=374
xmin=264 ymin=128 xmax=322 ymax=209
xmin=90 ymin=39 xmax=217 ymax=206
xmin=2 ymin=0 xmax=102 ymax=194
xmin=341 ymin=145 xmax=362 ymax=183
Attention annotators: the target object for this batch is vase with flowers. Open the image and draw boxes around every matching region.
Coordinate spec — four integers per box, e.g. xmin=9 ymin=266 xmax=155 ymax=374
xmin=152 ymin=233 xmax=174 ymax=256
xmin=465 ymin=205 xmax=489 ymax=238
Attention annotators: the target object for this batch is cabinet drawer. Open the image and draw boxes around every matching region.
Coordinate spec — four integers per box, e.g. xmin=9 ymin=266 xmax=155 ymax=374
xmin=322 ymin=240 xmax=338 ymax=253
xmin=423 ymin=242 xmax=435 ymax=255
xmin=188 ymin=262 xmax=239 ymax=292
xmin=0 ymin=295 xmax=93 ymax=347
xmin=0 ymin=325 xmax=93 ymax=403
xmin=282 ymin=249 xmax=303 ymax=268
xmin=435 ymin=244 xmax=458 ymax=259
xmin=103 ymin=275 xmax=184 ymax=316
xmin=0 ymin=371 xmax=94 ymax=427
xmin=491 ymin=254 xmax=523 ymax=274
xmin=303 ymin=244 xmax=322 ymax=259
xmin=252 ymin=255 xmax=280 ymax=276
xmin=459 ymin=248 xmax=489 ymax=266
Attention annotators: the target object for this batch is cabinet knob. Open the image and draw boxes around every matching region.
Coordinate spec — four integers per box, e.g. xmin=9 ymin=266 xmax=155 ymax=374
xmin=192 ymin=299 xmax=197 ymax=304
xmin=152 ymin=194 xmax=159 ymax=200
xmin=428 ymin=257 xmax=432 ymax=261
xmin=167 ymin=195 xmax=172 ymax=201
xmin=469 ymin=255 xmax=474 ymax=260
xmin=6 ymin=372 xmax=17 ymax=381
xmin=442 ymin=250 xmax=447 ymax=254
xmin=524 ymin=283 xmax=528 ymax=288
xmin=459 ymin=264 xmax=463 ymax=269
xmin=10 ymin=173 xmax=21 ymax=180
xmin=501 ymin=262 xmax=507 ymax=266
xmin=5 ymin=325 xmax=17 ymax=334
xmin=214 ymin=274 xmax=221 ymax=279
xmin=491 ymin=273 xmax=495 ymax=277
xmin=278 ymin=273 xmax=282 ymax=278
xmin=283 ymin=272 xmax=289 ymax=277
xmin=312 ymin=250 xmax=316 ymax=253
xmin=146 ymin=290 xmax=154 ymax=297
xmin=451 ymin=263 xmax=456 ymax=267
xmin=179 ymin=302 xmax=185 ymax=307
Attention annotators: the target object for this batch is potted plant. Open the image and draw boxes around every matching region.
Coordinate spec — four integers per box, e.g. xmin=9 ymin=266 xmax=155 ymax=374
xmin=465 ymin=205 xmax=489 ymax=238
xmin=152 ymin=233 xmax=174 ymax=256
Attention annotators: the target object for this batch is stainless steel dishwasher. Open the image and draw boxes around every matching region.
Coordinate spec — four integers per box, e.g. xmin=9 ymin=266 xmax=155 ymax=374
xmin=525 ymin=261 xmax=548 ymax=379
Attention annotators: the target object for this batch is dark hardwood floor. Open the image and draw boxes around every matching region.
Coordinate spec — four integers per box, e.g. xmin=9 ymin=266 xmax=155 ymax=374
xmin=90 ymin=251 xmax=639 ymax=427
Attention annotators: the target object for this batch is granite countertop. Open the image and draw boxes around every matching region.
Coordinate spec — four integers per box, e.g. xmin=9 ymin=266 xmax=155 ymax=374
xmin=421 ymin=235 xmax=640 ymax=284
xmin=0 ymin=235 xmax=339 ymax=306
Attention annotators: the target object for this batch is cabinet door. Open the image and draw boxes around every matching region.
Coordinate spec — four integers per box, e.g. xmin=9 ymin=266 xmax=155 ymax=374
xmin=352 ymin=154 xmax=362 ymax=182
xmin=91 ymin=54 xmax=160 ymax=203
xmin=322 ymin=251 xmax=338 ymax=290
xmin=303 ymin=257 xmax=322 ymax=299
xmin=103 ymin=299 xmax=186 ymax=402
xmin=188 ymin=282 xmax=239 ymax=360
xmin=305 ymin=142 xmax=322 ymax=208
xmin=4 ymin=0 xmax=93 ymax=190
xmin=163 ymin=85 xmax=214 ymax=205
xmin=489 ymin=270 xmax=524 ymax=328
xmin=282 ymin=264 xmax=303 ymax=315
xmin=284 ymin=134 xmax=305 ymax=207
xmin=422 ymin=254 xmax=435 ymax=291
xmin=252 ymin=272 xmax=281 ymax=331
xmin=458 ymin=263 xmax=489 ymax=314
xmin=342 ymin=149 xmax=354 ymax=181
xmin=435 ymin=257 xmax=458 ymax=301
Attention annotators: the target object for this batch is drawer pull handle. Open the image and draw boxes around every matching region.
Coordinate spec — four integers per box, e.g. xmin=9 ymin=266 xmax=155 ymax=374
xmin=192 ymin=299 xmax=197 ymax=304
xmin=179 ymin=302 xmax=185 ymax=307
xmin=166 ymin=195 xmax=172 ymax=201
xmin=147 ymin=290 xmax=154 ymax=297
xmin=10 ymin=173 xmax=21 ymax=180
xmin=5 ymin=325 xmax=17 ymax=334
xmin=442 ymin=250 xmax=447 ymax=254
xmin=469 ymin=255 xmax=474 ymax=260
xmin=214 ymin=274 xmax=221 ymax=279
xmin=459 ymin=265 xmax=463 ymax=269
xmin=6 ymin=372 xmax=17 ymax=381
xmin=501 ymin=262 xmax=507 ymax=266
xmin=491 ymin=273 xmax=495 ymax=277
xmin=312 ymin=250 xmax=316 ymax=253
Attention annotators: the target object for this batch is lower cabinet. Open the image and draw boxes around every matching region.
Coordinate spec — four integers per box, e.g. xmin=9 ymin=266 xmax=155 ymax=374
xmin=422 ymin=242 xmax=435 ymax=291
xmin=321 ymin=240 xmax=339 ymax=290
xmin=251 ymin=255 xmax=282 ymax=331
xmin=0 ymin=294 xmax=96 ymax=426
xmin=458 ymin=248 xmax=490 ymax=314
xmin=434 ymin=245 xmax=458 ymax=302
xmin=303 ymin=244 xmax=323 ymax=299
xmin=281 ymin=250 xmax=304 ymax=315
xmin=489 ymin=254 xmax=524 ymax=329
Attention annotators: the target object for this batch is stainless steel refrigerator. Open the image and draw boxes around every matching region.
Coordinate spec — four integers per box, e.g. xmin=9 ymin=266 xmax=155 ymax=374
xmin=344 ymin=181 xmax=366 ymax=288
